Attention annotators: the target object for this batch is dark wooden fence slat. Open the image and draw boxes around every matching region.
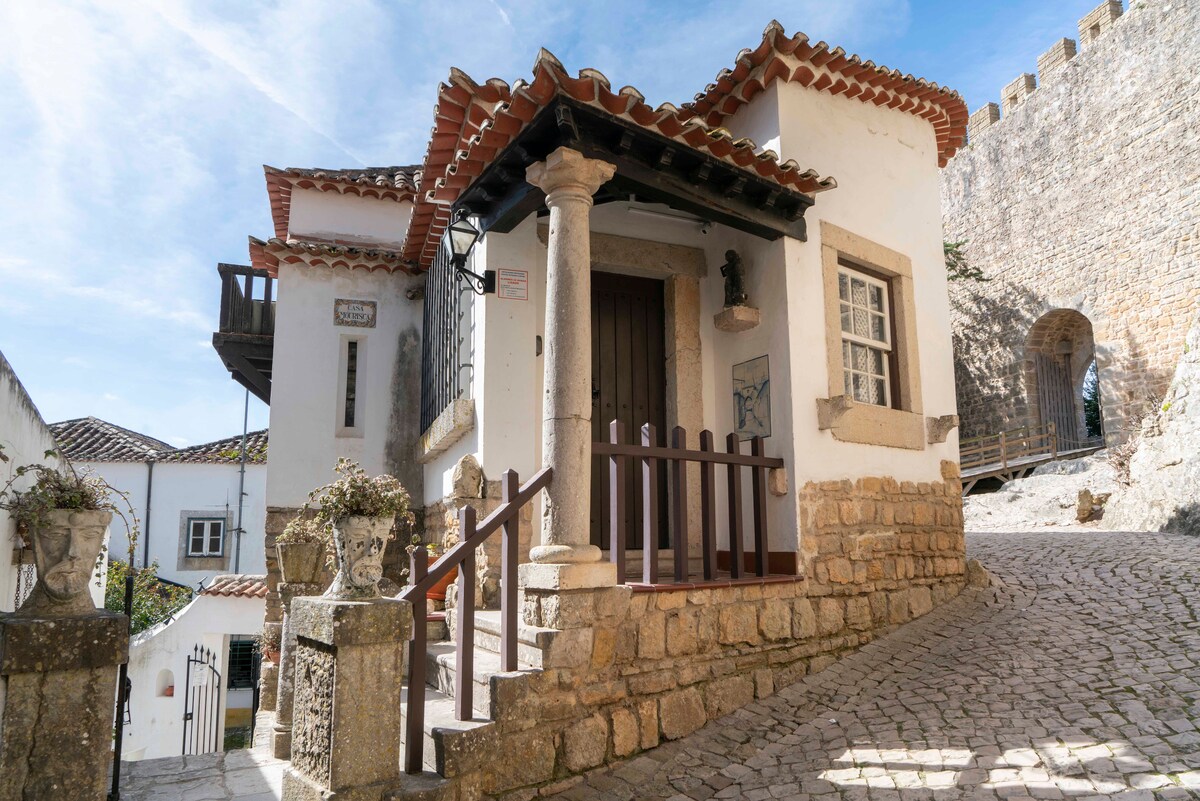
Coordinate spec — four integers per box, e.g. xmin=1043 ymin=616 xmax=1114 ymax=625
xmin=500 ymin=470 xmax=519 ymax=672
xmin=699 ymin=430 xmax=717 ymax=581
xmin=751 ymin=437 xmax=769 ymax=578
xmin=609 ymin=420 xmax=627 ymax=584
xmin=455 ymin=506 xmax=476 ymax=721
xmin=405 ymin=547 xmax=428 ymax=774
xmin=726 ymin=433 xmax=744 ymax=580
xmin=641 ymin=423 xmax=659 ymax=585
xmin=670 ymin=426 xmax=689 ymax=583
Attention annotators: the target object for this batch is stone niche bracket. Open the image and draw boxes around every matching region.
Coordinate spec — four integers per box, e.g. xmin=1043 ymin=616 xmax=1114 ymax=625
xmin=713 ymin=305 xmax=761 ymax=333
xmin=926 ymin=414 xmax=960 ymax=445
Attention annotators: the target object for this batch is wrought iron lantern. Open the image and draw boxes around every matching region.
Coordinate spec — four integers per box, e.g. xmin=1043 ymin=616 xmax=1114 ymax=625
xmin=442 ymin=214 xmax=495 ymax=295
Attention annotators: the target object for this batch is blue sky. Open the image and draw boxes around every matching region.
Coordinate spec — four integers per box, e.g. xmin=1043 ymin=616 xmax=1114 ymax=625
xmin=0 ymin=0 xmax=1109 ymax=446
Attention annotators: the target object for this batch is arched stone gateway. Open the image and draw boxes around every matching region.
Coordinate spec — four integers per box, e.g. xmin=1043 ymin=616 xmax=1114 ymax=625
xmin=1023 ymin=309 xmax=1103 ymax=448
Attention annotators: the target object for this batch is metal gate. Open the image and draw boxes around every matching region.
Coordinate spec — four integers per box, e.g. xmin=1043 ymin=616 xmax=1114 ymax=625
xmin=182 ymin=644 xmax=223 ymax=755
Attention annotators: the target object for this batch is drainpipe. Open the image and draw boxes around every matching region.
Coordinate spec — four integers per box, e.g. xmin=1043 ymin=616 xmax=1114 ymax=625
xmin=142 ymin=458 xmax=155 ymax=568
xmin=234 ymin=389 xmax=249 ymax=573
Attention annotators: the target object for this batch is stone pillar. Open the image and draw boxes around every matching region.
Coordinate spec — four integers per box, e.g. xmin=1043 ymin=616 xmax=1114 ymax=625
xmin=282 ymin=596 xmax=410 ymax=801
xmin=272 ymin=580 xmax=324 ymax=759
xmin=521 ymin=147 xmax=617 ymax=596
xmin=0 ymin=610 xmax=128 ymax=800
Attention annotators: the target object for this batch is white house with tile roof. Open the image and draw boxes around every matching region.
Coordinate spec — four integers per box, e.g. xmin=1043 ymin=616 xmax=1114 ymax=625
xmin=211 ymin=21 xmax=975 ymax=794
xmin=122 ymin=574 xmax=268 ymax=761
xmin=50 ymin=417 xmax=269 ymax=588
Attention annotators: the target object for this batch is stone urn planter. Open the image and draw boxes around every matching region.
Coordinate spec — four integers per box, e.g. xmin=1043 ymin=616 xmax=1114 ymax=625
xmin=325 ymin=515 xmax=393 ymax=600
xmin=276 ymin=541 xmax=325 ymax=585
xmin=17 ymin=508 xmax=112 ymax=617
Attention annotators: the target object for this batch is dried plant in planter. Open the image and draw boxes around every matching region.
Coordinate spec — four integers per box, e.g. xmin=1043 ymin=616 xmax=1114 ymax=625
xmin=302 ymin=458 xmax=414 ymax=600
xmin=0 ymin=448 xmax=139 ymax=616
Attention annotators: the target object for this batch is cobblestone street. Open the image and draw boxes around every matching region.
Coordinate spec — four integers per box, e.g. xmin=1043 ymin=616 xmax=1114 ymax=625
xmin=548 ymin=531 xmax=1200 ymax=801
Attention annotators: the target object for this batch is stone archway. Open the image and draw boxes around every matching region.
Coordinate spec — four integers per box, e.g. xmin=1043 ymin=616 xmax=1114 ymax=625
xmin=1023 ymin=309 xmax=1101 ymax=448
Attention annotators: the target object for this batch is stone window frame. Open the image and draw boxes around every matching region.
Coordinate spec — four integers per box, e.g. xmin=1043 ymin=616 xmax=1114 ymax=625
xmin=178 ymin=510 xmax=233 ymax=572
xmin=817 ymin=221 xmax=926 ymax=450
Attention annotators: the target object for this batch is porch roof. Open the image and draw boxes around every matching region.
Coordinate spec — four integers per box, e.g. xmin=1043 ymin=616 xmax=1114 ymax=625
xmin=264 ymin=165 xmax=420 ymax=240
xmin=248 ymin=235 xmax=412 ymax=278
xmin=400 ymin=49 xmax=837 ymax=270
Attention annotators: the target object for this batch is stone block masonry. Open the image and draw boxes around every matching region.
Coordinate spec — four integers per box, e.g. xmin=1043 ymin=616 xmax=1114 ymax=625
xmin=1000 ymin=73 xmax=1036 ymax=114
xmin=1037 ymin=38 xmax=1077 ymax=81
xmin=444 ymin=470 xmax=965 ymax=799
xmin=942 ymin=0 xmax=1200 ymax=443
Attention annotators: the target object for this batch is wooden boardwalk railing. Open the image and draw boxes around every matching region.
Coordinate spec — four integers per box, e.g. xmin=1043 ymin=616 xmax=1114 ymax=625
xmin=399 ymin=466 xmax=552 ymax=774
xmin=960 ymin=422 xmax=1057 ymax=473
xmin=593 ymin=421 xmax=785 ymax=583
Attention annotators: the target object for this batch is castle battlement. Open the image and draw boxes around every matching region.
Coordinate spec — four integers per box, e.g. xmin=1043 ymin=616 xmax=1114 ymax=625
xmin=965 ymin=0 xmax=1126 ymax=144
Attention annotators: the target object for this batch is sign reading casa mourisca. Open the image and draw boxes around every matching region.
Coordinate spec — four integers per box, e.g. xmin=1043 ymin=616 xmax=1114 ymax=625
xmin=334 ymin=299 xmax=377 ymax=328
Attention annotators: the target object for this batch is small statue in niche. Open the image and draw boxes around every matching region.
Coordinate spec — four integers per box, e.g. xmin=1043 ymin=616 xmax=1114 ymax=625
xmin=721 ymin=250 xmax=749 ymax=308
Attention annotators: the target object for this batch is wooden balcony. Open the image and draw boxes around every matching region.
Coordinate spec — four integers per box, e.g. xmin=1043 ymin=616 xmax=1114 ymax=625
xmin=212 ymin=263 xmax=275 ymax=404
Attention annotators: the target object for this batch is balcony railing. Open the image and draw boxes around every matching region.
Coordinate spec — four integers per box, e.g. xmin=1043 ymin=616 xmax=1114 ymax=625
xmin=217 ymin=263 xmax=275 ymax=336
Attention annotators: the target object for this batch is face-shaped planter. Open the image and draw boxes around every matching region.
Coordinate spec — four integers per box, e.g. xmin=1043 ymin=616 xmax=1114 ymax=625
xmin=324 ymin=516 xmax=392 ymax=600
xmin=16 ymin=508 xmax=111 ymax=617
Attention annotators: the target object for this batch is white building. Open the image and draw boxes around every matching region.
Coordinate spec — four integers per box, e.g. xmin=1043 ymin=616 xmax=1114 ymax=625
xmin=122 ymin=574 xmax=267 ymax=761
xmin=50 ymin=417 xmax=268 ymax=588
xmin=217 ymin=34 xmax=967 ymax=578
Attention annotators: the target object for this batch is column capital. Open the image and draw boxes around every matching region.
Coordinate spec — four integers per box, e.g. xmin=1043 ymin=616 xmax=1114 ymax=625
xmin=526 ymin=147 xmax=616 ymax=205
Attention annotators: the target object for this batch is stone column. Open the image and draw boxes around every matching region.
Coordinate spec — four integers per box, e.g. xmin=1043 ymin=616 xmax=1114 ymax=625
xmin=282 ymin=596 xmax=410 ymax=801
xmin=522 ymin=147 xmax=617 ymax=595
xmin=0 ymin=610 xmax=128 ymax=800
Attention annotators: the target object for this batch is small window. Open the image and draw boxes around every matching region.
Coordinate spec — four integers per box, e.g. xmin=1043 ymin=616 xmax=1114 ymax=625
xmin=838 ymin=264 xmax=893 ymax=408
xmin=344 ymin=340 xmax=359 ymax=428
xmin=227 ymin=636 xmax=258 ymax=690
xmin=187 ymin=518 xmax=225 ymax=557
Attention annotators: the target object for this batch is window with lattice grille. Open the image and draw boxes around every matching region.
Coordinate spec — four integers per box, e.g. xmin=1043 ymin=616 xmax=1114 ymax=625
xmin=837 ymin=264 xmax=893 ymax=408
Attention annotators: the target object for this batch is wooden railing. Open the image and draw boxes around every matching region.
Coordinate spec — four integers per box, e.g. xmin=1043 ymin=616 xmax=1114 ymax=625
xmin=217 ymin=263 xmax=275 ymax=336
xmin=960 ymin=422 xmax=1057 ymax=472
xmin=593 ymin=421 xmax=785 ymax=584
xmin=399 ymin=466 xmax=552 ymax=774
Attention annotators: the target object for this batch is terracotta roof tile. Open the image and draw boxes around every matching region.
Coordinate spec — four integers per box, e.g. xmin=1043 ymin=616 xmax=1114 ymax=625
xmin=165 ymin=430 xmax=267 ymax=465
xmin=50 ymin=418 xmax=269 ymax=465
xmin=201 ymin=574 xmax=268 ymax=598
xmin=50 ymin=417 xmax=173 ymax=463
xmin=680 ymin=21 xmax=968 ymax=168
xmin=401 ymin=49 xmax=838 ymax=270
xmin=248 ymin=236 xmax=412 ymax=278
xmin=264 ymin=165 xmax=420 ymax=240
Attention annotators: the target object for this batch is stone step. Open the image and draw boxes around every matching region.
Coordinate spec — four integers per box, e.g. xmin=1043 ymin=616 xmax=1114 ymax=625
xmin=399 ymin=684 xmax=494 ymax=779
xmin=423 ymin=641 xmax=540 ymax=719
xmin=383 ymin=769 xmax=459 ymax=801
xmin=464 ymin=609 xmax=590 ymax=670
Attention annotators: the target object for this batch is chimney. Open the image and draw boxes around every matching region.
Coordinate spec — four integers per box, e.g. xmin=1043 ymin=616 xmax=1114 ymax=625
xmin=1001 ymin=74 xmax=1037 ymax=116
xmin=1037 ymin=38 xmax=1078 ymax=82
xmin=967 ymin=104 xmax=1000 ymax=143
xmin=1078 ymin=0 xmax=1123 ymax=47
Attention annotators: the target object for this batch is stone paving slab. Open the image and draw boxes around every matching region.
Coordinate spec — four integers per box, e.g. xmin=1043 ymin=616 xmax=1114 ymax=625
xmin=114 ymin=747 xmax=284 ymax=800
xmin=546 ymin=531 xmax=1200 ymax=801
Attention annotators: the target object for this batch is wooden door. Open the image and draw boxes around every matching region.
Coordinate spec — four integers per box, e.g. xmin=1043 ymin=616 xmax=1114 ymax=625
xmin=590 ymin=271 xmax=668 ymax=550
xmin=1036 ymin=353 xmax=1079 ymax=444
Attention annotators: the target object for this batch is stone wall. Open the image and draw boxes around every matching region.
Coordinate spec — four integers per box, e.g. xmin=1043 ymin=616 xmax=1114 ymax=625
xmin=460 ymin=470 xmax=966 ymax=799
xmin=941 ymin=0 xmax=1200 ymax=443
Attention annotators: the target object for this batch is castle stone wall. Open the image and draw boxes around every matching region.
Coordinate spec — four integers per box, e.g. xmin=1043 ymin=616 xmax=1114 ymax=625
xmin=941 ymin=0 xmax=1200 ymax=443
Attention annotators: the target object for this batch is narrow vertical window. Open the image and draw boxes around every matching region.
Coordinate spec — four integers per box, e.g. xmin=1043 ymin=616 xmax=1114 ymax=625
xmin=344 ymin=340 xmax=358 ymax=428
xmin=837 ymin=264 xmax=894 ymax=408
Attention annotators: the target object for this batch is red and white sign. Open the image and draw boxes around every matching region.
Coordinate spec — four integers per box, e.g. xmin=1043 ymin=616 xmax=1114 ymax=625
xmin=497 ymin=269 xmax=528 ymax=301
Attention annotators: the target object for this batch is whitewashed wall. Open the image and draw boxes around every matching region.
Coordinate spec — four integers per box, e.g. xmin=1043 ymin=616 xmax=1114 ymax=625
xmin=0 ymin=352 xmax=107 ymax=612
xmin=287 ymin=189 xmax=413 ymax=249
xmin=74 ymin=460 xmax=267 ymax=588
xmin=122 ymin=592 xmax=266 ymax=761
xmin=266 ymin=262 xmax=424 ymax=509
